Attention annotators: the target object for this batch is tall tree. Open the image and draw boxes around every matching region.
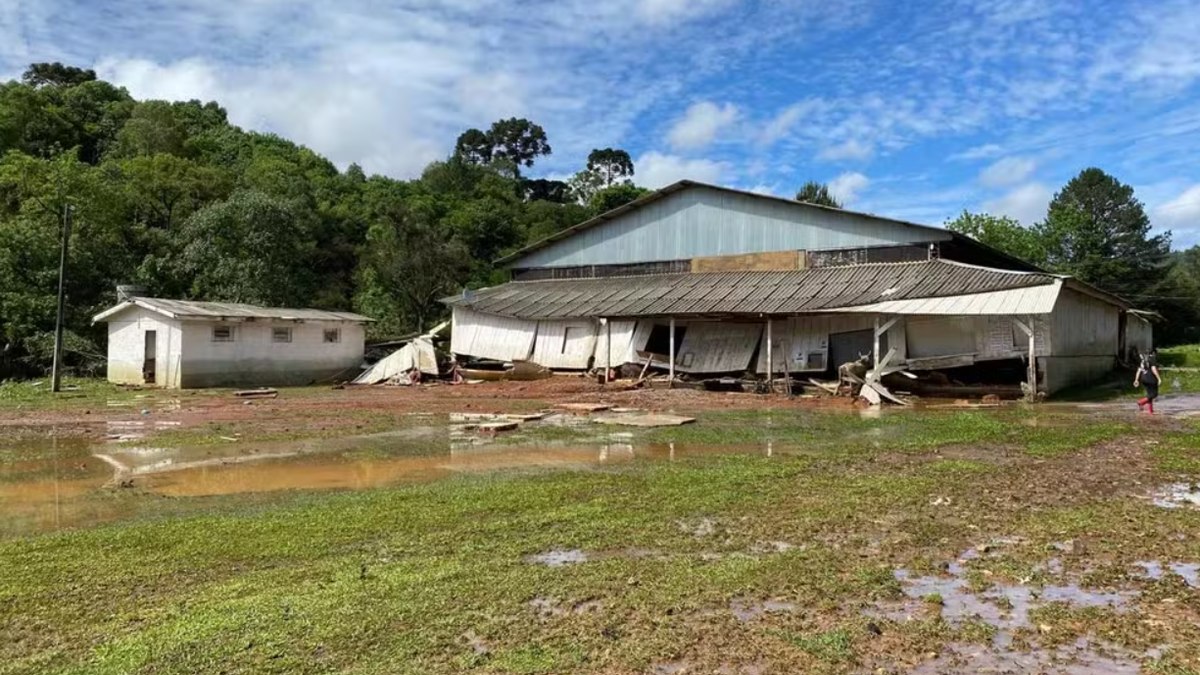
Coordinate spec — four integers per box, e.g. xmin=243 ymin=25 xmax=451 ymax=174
xmin=485 ymin=117 xmax=550 ymax=178
xmin=946 ymin=211 xmax=1047 ymax=266
xmin=586 ymin=148 xmax=634 ymax=186
xmin=355 ymin=209 xmax=471 ymax=334
xmin=1037 ymin=168 xmax=1170 ymax=300
xmin=173 ymin=191 xmax=315 ymax=306
xmin=588 ymin=183 xmax=650 ymax=214
xmin=795 ymin=181 xmax=841 ymax=208
xmin=22 ymin=62 xmax=97 ymax=88
xmin=453 ymin=128 xmax=492 ymax=165
xmin=522 ymin=178 xmax=570 ymax=203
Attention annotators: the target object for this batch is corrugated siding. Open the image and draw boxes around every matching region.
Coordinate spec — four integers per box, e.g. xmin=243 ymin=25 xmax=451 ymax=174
xmin=531 ymin=320 xmax=598 ymax=369
xmin=1125 ymin=315 xmax=1153 ymax=357
xmin=906 ymin=317 xmax=978 ymax=358
xmin=1049 ymin=288 xmax=1120 ymax=357
xmin=753 ymin=315 xmax=882 ymax=373
xmin=512 ymin=186 xmax=952 ymax=268
xmin=674 ymin=323 xmax=763 ymax=373
xmin=450 ymin=307 xmax=537 ymax=361
xmin=593 ymin=321 xmax=638 ymax=367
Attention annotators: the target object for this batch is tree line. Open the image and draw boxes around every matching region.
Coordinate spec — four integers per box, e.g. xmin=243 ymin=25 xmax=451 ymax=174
xmin=0 ymin=63 xmax=648 ymax=377
xmin=2 ymin=62 xmax=1195 ymax=378
xmin=945 ymin=169 xmax=1200 ymax=345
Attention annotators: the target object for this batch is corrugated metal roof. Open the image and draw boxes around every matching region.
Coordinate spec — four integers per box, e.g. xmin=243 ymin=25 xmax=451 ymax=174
xmin=827 ymin=282 xmax=1063 ymax=316
xmin=93 ymin=298 xmax=373 ymax=323
xmin=444 ymin=259 xmax=1064 ymax=320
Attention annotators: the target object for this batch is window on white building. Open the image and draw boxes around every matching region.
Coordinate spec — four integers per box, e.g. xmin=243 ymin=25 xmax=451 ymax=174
xmin=272 ymin=327 xmax=293 ymax=343
xmin=323 ymin=328 xmax=340 ymax=343
xmin=212 ymin=326 xmax=235 ymax=342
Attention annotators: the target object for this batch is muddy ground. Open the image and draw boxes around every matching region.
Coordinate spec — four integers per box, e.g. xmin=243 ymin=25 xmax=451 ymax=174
xmin=2 ymin=378 xmax=1199 ymax=674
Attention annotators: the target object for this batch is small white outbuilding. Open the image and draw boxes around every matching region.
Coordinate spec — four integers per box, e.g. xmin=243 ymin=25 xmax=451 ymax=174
xmin=92 ymin=297 xmax=373 ymax=388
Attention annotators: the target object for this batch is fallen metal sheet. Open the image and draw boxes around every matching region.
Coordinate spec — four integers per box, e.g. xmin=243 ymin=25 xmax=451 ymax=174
xmin=592 ymin=414 xmax=696 ymax=427
xmin=354 ymin=337 xmax=439 ymax=384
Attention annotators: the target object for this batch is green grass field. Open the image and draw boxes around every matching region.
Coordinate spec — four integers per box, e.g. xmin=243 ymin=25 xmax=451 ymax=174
xmin=3 ymin=401 xmax=1200 ymax=674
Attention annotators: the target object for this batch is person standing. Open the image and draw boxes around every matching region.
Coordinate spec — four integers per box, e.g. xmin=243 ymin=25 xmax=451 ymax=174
xmin=1134 ymin=349 xmax=1161 ymax=414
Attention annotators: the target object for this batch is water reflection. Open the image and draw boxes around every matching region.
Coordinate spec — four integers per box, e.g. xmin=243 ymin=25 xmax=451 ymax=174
xmin=1 ymin=415 xmax=779 ymax=538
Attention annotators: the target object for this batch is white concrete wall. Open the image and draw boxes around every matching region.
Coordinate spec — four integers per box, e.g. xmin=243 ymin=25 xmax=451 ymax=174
xmin=105 ymin=308 xmax=182 ymax=387
xmin=178 ymin=320 xmax=365 ymax=388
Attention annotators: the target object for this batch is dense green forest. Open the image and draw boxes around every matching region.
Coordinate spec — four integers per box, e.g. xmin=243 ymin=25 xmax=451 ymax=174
xmin=2 ymin=63 xmax=1197 ymax=379
xmin=0 ymin=64 xmax=646 ymax=377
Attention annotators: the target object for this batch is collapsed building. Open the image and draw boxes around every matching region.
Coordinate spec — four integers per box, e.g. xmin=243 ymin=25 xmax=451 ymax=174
xmin=443 ymin=181 xmax=1152 ymax=396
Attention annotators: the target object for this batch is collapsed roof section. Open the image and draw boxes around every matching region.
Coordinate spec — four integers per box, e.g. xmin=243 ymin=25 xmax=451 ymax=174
xmin=444 ymin=259 xmax=1075 ymax=320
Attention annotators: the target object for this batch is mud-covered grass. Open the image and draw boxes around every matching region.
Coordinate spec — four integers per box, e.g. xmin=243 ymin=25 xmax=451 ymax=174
xmin=3 ymin=402 xmax=1200 ymax=674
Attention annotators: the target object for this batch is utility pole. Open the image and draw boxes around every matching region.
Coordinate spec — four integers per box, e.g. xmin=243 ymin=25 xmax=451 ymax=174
xmin=50 ymin=204 xmax=73 ymax=393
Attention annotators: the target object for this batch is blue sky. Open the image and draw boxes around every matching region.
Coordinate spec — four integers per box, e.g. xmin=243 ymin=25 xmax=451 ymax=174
xmin=4 ymin=0 xmax=1200 ymax=246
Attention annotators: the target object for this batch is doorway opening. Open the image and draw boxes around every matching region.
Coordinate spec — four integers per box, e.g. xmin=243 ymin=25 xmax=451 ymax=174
xmin=143 ymin=330 xmax=157 ymax=384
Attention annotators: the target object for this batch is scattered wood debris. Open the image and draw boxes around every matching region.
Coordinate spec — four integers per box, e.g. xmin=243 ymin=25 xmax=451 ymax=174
xmin=233 ymin=388 xmax=278 ymax=399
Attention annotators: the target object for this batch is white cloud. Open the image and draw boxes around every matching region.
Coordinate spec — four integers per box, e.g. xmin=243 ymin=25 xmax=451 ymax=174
xmin=981 ymin=182 xmax=1052 ymax=225
xmin=635 ymin=151 xmax=726 ymax=188
xmin=98 ymin=56 xmax=446 ymax=178
xmin=817 ymin=138 xmax=873 ymax=162
xmin=950 ymin=143 xmax=1004 ymax=161
xmin=758 ymin=100 xmax=819 ymax=146
xmin=1152 ymin=183 xmax=1200 ymax=246
xmin=666 ymin=101 xmax=738 ymax=150
xmin=978 ymin=156 xmax=1037 ymax=188
xmin=748 ymin=183 xmax=779 ymax=196
xmin=636 ymin=0 xmax=732 ymax=23
xmin=828 ymin=171 xmax=870 ymax=205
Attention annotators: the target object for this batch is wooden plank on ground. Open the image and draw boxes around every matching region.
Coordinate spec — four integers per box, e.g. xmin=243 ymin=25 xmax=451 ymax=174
xmin=558 ymin=403 xmax=613 ymax=413
xmin=592 ymin=414 xmax=696 ymax=428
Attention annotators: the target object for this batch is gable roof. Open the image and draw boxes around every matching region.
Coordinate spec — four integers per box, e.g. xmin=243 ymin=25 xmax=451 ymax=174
xmin=93 ymin=297 xmax=373 ymax=323
xmin=497 ymin=180 xmax=998 ymax=267
xmin=445 ymin=259 xmax=1070 ymax=320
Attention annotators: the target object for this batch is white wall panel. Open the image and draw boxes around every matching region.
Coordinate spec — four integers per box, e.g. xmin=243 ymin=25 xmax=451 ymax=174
xmin=450 ymin=307 xmax=537 ymax=362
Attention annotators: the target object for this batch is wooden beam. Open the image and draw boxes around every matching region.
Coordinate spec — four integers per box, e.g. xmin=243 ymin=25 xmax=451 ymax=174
xmin=873 ymin=316 xmax=882 ymax=370
xmin=668 ymin=317 xmax=676 ymax=388
xmin=766 ymin=319 xmax=773 ymax=387
xmin=605 ymin=318 xmax=612 ymax=384
xmin=1013 ymin=317 xmax=1037 ymax=397
xmin=876 ymin=317 xmax=898 ymax=337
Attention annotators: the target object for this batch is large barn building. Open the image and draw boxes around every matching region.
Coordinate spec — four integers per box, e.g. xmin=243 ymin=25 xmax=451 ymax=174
xmin=445 ymin=181 xmax=1151 ymax=396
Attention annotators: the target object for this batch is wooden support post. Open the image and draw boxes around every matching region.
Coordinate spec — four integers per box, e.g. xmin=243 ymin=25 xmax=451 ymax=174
xmin=766 ymin=318 xmax=774 ymax=388
xmin=785 ymin=318 xmax=795 ymax=398
xmin=603 ymin=318 xmax=612 ymax=384
xmin=668 ymin=317 xmax=676 ymax=388
xmin=872 ymin=316 xmax=881 ymax=369
xmin=1027 ymin=316 xmax=1037 ymax=396
xmin=1013 ymin=317 xmax=1037 ymax=399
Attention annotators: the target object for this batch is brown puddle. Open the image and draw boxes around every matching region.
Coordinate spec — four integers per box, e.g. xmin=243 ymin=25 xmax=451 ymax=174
xmin=1 ymin=416 xmax=775 ymax=537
